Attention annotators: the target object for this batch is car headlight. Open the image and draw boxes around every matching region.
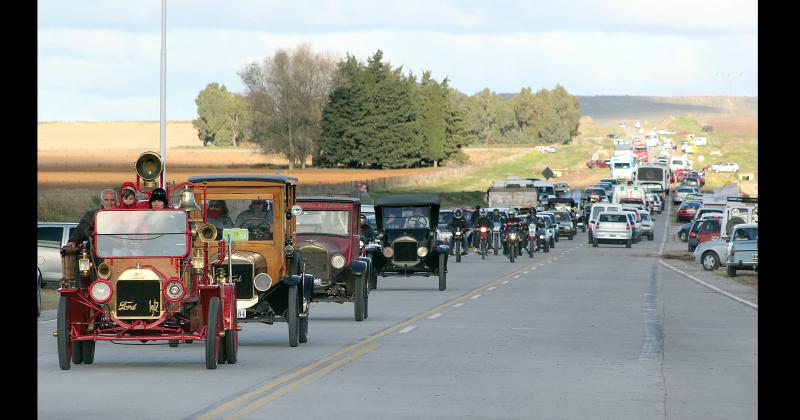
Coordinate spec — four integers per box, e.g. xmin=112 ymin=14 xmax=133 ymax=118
xmin=417 ymin=246 xmax=429 ymax=257
xmin=89 ymin=279 xmax=112 ymax=303
xmin=331 ymin=254 xmax=346 ymax=269
xmin=164 ymin=278 xmax=186 ymax=302
xmin=383 ymin=247 xmax=394 ymax=258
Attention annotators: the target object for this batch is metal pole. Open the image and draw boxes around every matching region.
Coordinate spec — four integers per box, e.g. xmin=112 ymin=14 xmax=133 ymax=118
xmin=160 ymin=0 xmax=167 ymax=187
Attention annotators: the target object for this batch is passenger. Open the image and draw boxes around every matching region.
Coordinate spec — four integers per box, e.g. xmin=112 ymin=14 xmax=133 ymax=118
xmin=206 ymin=200 xmax=234 ymax=238
xmin=66 ymin=188 xmax=118 ymax=249
xmin=471 ymin=205 xmax=482 ymax=248
xmin=360 ymin=213 xmax=375 ymax=241
xmin=149 ymin=188 xmax=168 ymax=209
xmin=119 ymin=186 xmax=138 ymax=209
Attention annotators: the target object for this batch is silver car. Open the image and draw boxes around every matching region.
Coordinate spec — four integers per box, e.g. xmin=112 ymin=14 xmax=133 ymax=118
xmin=673 ymin=186 xmax=700 ymax=205
xmin=37 ymin=222 xmax=78 ymax=287
xmin=693 ymin=224 xmax=758 ymax=271
xmin=639 ymin=212 xmax=654 ymax=240
xmin=592 ymin=211 xmax=633 ymax=248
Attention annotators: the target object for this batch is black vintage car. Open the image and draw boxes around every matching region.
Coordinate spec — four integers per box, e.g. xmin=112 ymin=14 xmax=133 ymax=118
xmin=366 ymin=194 xmax=449 ymax=291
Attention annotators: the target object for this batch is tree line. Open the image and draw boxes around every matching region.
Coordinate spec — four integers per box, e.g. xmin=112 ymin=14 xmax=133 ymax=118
xmin=193 ymin=44 xmax=581 ymax=169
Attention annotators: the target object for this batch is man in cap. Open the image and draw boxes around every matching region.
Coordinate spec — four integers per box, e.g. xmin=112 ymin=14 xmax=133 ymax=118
xmin=66 ymin=188 xmax=118 ymax=249
xmin=235 ymin=200 xmax=272 ymax=226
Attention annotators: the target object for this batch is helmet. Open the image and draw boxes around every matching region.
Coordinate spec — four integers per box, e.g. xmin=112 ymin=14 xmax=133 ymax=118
xmin=508 ymin=209 xmax=516 ymax=218
xmin=493 ymin=209 xmax=500 ymax=215
xmin=149 ymin=187 xmax=168 ymax=205
xmin=454 ymin=208 xmax=463 ymax=219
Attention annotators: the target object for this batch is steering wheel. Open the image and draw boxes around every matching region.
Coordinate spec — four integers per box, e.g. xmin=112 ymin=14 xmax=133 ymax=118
xmin=239 ymin=217 xmax=272 ymax=240
xmin=406 ymin=215 xmax=428 ymax=228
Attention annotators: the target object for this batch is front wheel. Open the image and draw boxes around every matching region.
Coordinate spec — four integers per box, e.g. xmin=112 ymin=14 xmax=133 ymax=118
xmin=455 ymin=241 xmax=461 ymax=263
xmin=438 ymin=252 xmax=447 ymax=291
xmin=481 ymin=241 xmax=486 ymax=260
xmin=509 ymin=245 xmax=516 ymax=263
xmin=544 ymin=240 xmax=550 ymax=253
xmin=592 ymin=238 xmax=598 ymax=248
xmin=205 ymin=296 xmax=221 ymax=369
xmin=369 ymin=264 xmax=378 ymax=290
xmin=568 ymin=234 xmax=574 ymax=240
xmin=225 ymin=329 xmax=238 ymax=364
xmin=648 ymin=234 xmax=654 ymax=241
xmin=57 ymin=296 xmax=72 ymax=370
xmin=354 ymin=273 xmax=366 ymax=322
xmin=288 ymin=285 xmax=299 ymax=347
xmin=702 ymin=252 xmax=720 ymax=271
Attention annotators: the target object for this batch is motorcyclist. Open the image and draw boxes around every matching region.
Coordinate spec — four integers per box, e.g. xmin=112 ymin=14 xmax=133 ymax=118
xmin=446 ymin=208 xmax=470 ymax=255
xmin=502 ymin=209 xmax=522 ymax=256
xmin=488 ymin=209 xmax=504 ymax=250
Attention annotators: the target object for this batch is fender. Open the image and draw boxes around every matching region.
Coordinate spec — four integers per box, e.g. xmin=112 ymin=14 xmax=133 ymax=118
xmin=282 ymin=274 xmax=302 ymax=286
xmin=436 ymin=244 xmax=449 ymax=254
xmin=349 ymin=260 xmax=368 ymax=276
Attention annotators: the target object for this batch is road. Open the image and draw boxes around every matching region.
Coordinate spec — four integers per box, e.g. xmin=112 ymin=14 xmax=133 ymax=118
xmin=37 ymin=201 xmax=757 ymax=419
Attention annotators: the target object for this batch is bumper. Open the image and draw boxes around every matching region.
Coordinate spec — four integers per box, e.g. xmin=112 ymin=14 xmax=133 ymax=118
xmin=594 ymin=231 xmax=631 ymax=240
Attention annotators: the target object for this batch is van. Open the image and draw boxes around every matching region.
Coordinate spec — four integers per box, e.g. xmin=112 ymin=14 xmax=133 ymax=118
xmin=610 ymin=155 xmax=637 ymax=182
xmin=669 ymin=155 xmax=691 ymax=173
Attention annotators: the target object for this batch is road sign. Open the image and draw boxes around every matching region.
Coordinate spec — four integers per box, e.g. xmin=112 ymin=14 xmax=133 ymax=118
xmin=541 ymin=167 xmax=554 ymax=180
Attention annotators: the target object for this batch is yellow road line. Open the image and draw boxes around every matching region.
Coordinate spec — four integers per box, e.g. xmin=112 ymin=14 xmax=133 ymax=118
xmin=198 ymin=254 xmax=559 ymax=418
xmin=229 ymin=343 xmax=381 ymax=419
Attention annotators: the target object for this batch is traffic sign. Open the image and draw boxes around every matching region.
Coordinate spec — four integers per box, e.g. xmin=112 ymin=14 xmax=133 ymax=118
xmin=541 ymin=167 xmax=554 ymax=180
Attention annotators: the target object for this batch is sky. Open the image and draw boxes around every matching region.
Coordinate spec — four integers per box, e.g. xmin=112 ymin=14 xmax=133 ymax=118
xmin=38 ymin=0 xmax=758 ymax=121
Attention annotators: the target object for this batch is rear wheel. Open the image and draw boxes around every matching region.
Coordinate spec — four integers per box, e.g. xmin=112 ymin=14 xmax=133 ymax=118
xmin=438 ymin=252 xmax=447 ymax=291
xmin=354 ymin=273 xmax=366 ymax=322
xmin=727 ymin=265 xmax=737 ymax=277
xmin=702 ymin=252 xmax=720 ymax=271
xmin=205 ymin=296 xmax=221 ymax=369
xmin=218 ymin=333 xmax=227 ymax=365
xmin=169 ymin=340 xmax=179 ymax=347
xmin=288 ymin=285 xmax=299 ymax=347
xmin=626 ymin=239 xmax=632 ymax=248
xmin=592 ymin=238 xmax=598 ymax=248
xmin=81 ymin=341 xmax=95 ymax=364
xmin=648 ymin=234 xmax=654 ymax=241
xmin=225 ymin=329 xmax=238 ymax=364
xmin=57 ymin=296 xmax=72 ymax=370
xmin=369 ymin=264 xmax=377 ymax=290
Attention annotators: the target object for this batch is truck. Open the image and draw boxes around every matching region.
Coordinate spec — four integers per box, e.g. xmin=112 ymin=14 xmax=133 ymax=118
xmin=611 ymin=184 xmax=646 ymax=207
xmin=610 ymin=154 xmax=637 ymax=182
xmin=486 ymin=177 xmax=539 ymax=209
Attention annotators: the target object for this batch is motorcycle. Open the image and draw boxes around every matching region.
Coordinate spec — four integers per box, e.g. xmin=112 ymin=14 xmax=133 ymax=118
xmin=537 ymin=224 xmax=550 ymax=253
xmin=505 ymin=223 xmax=522 ymax=263
xmin=477 ymin=225 xmax=489 ymax=260
xmin=451 ymin=226 xmax=465 ymax=263
xmin=527 ymin=225 xmax=537 ymax=258
xmin=491 ymin=221 xmax=502 ymax=256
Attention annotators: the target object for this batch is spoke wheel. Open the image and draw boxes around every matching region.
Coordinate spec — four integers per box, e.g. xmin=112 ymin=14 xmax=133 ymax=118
xmin=354 ymin=273 xmax=366 ymax=321
xmin=288 ymin=285 xmax=299 ymax=347
xmin=205 ymin=296 xmax=221 ymax=369
xmin=57 ymin=296 xmax=72 ymax=370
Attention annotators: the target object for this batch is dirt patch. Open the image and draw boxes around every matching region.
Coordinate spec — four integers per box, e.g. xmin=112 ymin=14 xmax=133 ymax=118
xmin=661 ymin=251 xmax=694 ymax=261
xmin=701 ymin=115 xmax=758 ymax=137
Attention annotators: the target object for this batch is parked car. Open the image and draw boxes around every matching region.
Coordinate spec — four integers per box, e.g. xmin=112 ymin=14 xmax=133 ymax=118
xmin=677 ymin=200 xmax=703 ymax=222
xmin=586 ymin=159 xmax=610 ymax=169
xmin=592 ymin=212 xmax=633 ymax=248
xmin=296 ymin=197 xmax=371 ymax=321
xmin=366 ymin=194 xmax=449 ymax=291
xmin=693 ymin=224 xmax=757 ymax=271
xmin=726 ymin=226 xmax=758 ymax=277
xmin=711 ymin=162 xmax=740 ymax=173
xmin=37 ymin=267 xmax=42 ymax=317
xmin=37 ymin=222 xmax=78 ymax=287
xmin=687 ymin=217 xmax=722 ymax=252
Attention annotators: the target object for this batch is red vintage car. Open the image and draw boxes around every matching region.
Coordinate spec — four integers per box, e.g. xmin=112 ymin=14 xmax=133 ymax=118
xmin=56 ymin=152 xmax=239 ymax=370
xmin=586 ymin=159 xmax=610 ymax=169
xmin=295 ymin=197 xmax=370 ymax=321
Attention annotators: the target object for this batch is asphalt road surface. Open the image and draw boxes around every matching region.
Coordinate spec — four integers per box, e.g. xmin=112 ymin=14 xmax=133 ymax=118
xmin=37 ymin=201 xmax=757 ymax=419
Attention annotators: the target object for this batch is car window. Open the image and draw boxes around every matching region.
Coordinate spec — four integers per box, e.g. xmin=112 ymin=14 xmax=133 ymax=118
xmin=296 ymin=210 xmax=350 ymax=236
xmin=38 ymin=226 xmax=63 ymax=243
xmin=640 ymin=213 xmax=650 ymax=221
xmin=598 ymin=214 xmax=626 ymax=223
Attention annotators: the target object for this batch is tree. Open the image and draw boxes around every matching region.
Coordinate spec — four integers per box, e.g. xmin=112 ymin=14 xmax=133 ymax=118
xmin=239 ymin=43 xmax=336 ymax=169
xmin=414 ymin=71 xmax=447 ymax=167
xmin=193 ymin=83 xmax=241 ymax=146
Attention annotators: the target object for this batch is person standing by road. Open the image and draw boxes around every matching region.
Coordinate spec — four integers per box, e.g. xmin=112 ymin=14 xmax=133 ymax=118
xmin=66 ymin=189 xmax=118 ymax=249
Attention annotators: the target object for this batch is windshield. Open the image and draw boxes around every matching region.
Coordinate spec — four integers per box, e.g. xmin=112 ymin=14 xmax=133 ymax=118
xmin=640 ymin=213 xmax=651 ymax=221
xmin=439 ymin=211 xmax=454 ymax=226
xmin=382 ymin=206 xmax=431 ymax=229
xmin=554 ymin=212 xmax=570 ymax=221
xmin=536 ymin=186 xmax=556 ymax=196
xmin=95 ymin=210 xmax=188 ymax=258
xmin=614 ymin=162 xmax=631 ymax=169
xmin=296 ymin=210 xmax=350 ymax=236
xmin=205 ymin=198 xmax=276 ymax=241
xmin=637 ymin=168 xmax=664 ymax=182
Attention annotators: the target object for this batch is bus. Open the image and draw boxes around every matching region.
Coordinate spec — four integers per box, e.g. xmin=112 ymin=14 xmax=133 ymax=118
xmin=635 ymin=164 xmax=670 ymax=194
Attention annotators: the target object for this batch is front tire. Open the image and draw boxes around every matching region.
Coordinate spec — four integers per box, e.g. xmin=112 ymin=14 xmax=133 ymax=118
xmin=438 ymin=252 xmax=447 ymax=291
xmin=225 ymin=329 xmax=238 ymax=364
xmin=354 ymin=273 xmax=366 ymax=322
xmin=81 ymin=340 xmax=95 ymax=364
xmin=57 ymin=296 xmax=72 ymax=370
xmin=205 ymin=296 xmax=221 ymax=369
xmin=544 ymin=239 xmax=550 ymax=253
xmin=288 ymin=285 xmax=299 ymax=347
xmin=455 ymin=241 xmax=461 ymax=263
xmin=510 ymin=244 xmax=516 ymax=263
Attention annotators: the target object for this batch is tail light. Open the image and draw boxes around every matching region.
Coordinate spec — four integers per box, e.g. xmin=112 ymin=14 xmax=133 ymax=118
xmin=689 ymin=231 xmax=696 ymax=238
xmin=730 ymin=248 xmax=735 ymax=257
xmin=626 ymin=224 xmax=631 ymax=230
xmin=595 ymin=223 xmax=600 ymax=229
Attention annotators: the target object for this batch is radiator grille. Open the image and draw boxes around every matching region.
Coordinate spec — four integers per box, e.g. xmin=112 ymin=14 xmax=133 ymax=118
xmin=393 ymin=240 xmax=418 ymax=262
xmin=232 ymin=263 xmax=255 ymax=300
xmin=300 ymin=246 xmax=330 ymax=280
xmin=116 ymin=280 xmax=161 ymax=319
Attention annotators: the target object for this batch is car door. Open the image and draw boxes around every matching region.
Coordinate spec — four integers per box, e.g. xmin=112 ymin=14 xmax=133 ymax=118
xmin=697 ymin=219 xmax=721 ymax=244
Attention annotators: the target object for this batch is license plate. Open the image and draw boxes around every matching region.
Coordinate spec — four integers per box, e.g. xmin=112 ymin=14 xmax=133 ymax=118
xmin=237 ymin=309 xmax=247 ymax=319
xmin=609 ymin=234 xmax=617 ymax=238
xmin=753 ymin=254 xmax=758 ymax=261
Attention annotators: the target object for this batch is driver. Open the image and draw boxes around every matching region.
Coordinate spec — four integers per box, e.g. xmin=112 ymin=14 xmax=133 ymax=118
xmin=206 ymin=200 xmax=234 ymax=239
xmin=446 ymin=208 xmax=470 ymax=256
xmin=236 ymin=200 xmax=272 ymax=226
xmin=235 ymin=200 xmax=274 ymax=240
xmin=502 ymin=209 xmax=522 ymax=256
xmin=404 ymin=207 xmax=428 ymax=229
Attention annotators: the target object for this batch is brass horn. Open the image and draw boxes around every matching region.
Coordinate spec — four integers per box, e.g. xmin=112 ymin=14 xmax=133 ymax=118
xmin=197 ymin=223 xmax=218 ymax=243
xmin=177 ymin=185 xmax=201 ymax=212
xmin=135 ymin=151 xmax=163 ymax=188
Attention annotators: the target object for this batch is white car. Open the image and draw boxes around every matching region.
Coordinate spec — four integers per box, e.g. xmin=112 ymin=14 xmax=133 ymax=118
xmin=639 ymin=212 xmax=654 ymax=240
xmin=710 ymin=162 xmax=739 ymax=173
xmin=592 ymin=211 xmax=633 ymax=248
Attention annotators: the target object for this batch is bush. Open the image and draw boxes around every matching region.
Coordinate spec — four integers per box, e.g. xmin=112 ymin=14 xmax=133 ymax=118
xmin=701 ymin=125 xmax=714 ymax=133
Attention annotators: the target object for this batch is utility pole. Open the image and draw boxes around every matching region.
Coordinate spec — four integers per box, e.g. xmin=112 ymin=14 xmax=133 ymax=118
xmin=160 ymin=0 xmax=167 ymax=187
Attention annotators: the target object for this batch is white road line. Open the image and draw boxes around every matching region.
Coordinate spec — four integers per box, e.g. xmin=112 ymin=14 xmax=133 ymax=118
xmin=487 ymin=286 xmax=497 ymax=291
xmin=531 ymin=267 xmax=537 ymax=270
xmin=511 ymin=327 xmax=537 ymax=330
xmin=501 ymin=280 xmax=510 ymax=285
xmin=398 ymin=325 xmax=417 ymax=334
xmin=427 ymin=313 xmax=443 ymax=320
xmin=523 ymin=271 xmax=530 ymax=274
xmin=658 ymin=260 xmax=757 ymax=309
xmin=658 ymin=199 xmax=672 ymax=255
xmin=38 ymin=319 xmax=56 ymax=324
xmin=470 ymin=294 xmax=482 ymax=300
xmin=513 ymin=275 xmax=520 ymax=279
xmin=452 ymin=303 xmax=464 ymax=308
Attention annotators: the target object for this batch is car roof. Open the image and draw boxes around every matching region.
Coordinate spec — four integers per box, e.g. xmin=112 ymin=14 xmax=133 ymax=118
xmin=374 ymin=194 xmax=441 ymax=207
xmin=297 ymin=196 xmax=361 ymax=204
xmin=188 ymin=174 xmax=298 ymax=184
